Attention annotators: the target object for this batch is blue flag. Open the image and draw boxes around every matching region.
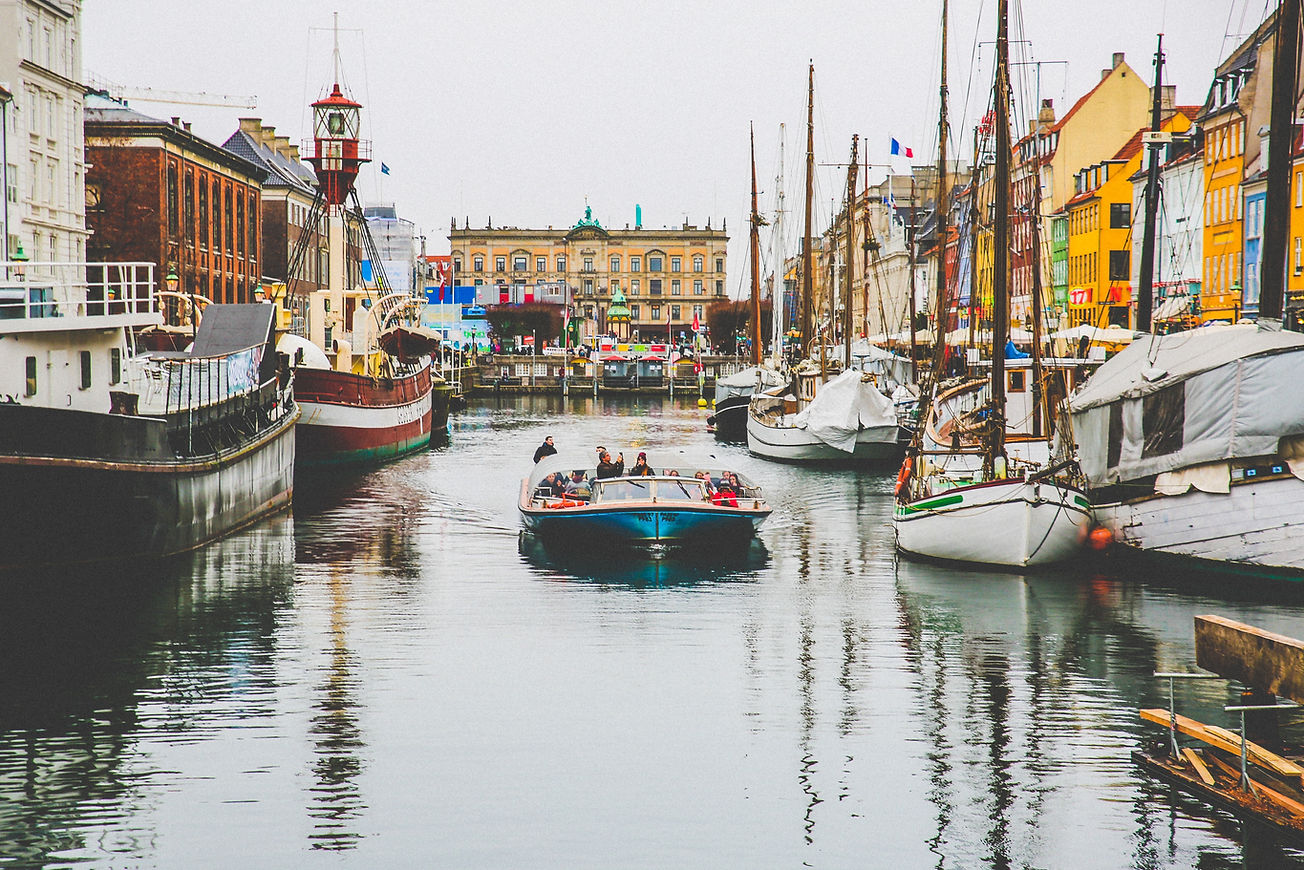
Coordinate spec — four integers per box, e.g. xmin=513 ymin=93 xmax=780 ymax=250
xmin=380 ymin=163 xmax=391 ymax=175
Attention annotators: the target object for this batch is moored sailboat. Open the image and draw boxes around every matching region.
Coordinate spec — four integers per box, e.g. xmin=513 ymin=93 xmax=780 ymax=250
xmin=1069 ymin=8 xmax=1304 ymax=580
xmin=893 ymin=0 xmax=1091 ymax=568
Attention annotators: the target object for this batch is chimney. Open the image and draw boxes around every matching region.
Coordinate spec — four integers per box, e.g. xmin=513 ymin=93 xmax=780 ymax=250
xmin=273 ymin=135 xmax=291 ymax=157
xmin=1039 ymin=98 xmax=1056 ymax=126
xmin=170 ymin=116 xmax=180 ymax=126
xmin=287 ymin=144 xmax=301 ymax=162
xmin=239 ymin=117 xmax=262 ymax=135
xmin=1161 ymin=84 xmax=1176 ymax=111
xmin=183 ymin=122 xmax=191 ymax=132
xmin=260 ymin=125 xmax=276 ymax=147
xmin=1113 ymin=51 xmax=1125 ymax=69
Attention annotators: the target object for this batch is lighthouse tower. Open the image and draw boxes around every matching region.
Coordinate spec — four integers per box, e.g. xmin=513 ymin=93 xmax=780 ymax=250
xmin=303 ymin=15 xmax=371 ymax=357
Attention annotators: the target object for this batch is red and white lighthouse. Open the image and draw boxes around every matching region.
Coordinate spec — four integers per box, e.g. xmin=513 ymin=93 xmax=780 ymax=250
xmin=306 ymin=17 xmax=369 ymax=207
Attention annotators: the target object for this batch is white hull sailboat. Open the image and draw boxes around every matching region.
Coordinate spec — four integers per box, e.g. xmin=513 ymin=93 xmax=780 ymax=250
xmin=892 ymin=0 xmax=1089 ymax=569
xmin=894 ymin=477 xmax=1091 ymax=567
xmin=747 ymin=366 xmax=902 ymax=463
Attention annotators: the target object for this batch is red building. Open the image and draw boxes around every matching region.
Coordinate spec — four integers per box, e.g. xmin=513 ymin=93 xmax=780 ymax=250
xmin=85 ymin=95 xmax=265 ymax=304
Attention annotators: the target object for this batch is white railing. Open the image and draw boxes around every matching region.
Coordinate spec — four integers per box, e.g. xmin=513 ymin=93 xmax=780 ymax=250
xmin=0 ymin=261 xmax=157 ymax=324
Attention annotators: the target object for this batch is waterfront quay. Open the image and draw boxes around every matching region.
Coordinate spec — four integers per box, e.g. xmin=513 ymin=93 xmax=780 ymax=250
xmin=2 ymin=394 xmax=1302 ymax=868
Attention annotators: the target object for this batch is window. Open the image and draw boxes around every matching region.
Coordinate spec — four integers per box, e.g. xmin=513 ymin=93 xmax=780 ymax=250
xmin=225 ymin=188 xmax=233 ymax=253
xmin=631 ymin=304 xmax=641 ymax=319
xmin=611 ymin=280 xmax=620 ymax=293
xmin=715 ymin=258 xmax=723 ymax=272
xmin=1109 ymin=250 xmax=1130 ymax=281
xmin=1107 ymin=403 xmax=1124 ymax=468
xmin=610 ymin=255 xmax=621 ymax=272
xmin=248 ymin=193 xmax=258 ymax=258
xmin=630 ymin=256 xmax=642 ymax=272
xmin=557 ymin=255 xmax=567 ymax=271
xmin=1142 ymin=383 xmax=1185 ymax=458
xmin=1109 ymin=202 xmax=1130 ymax=229
xmin=632 ymin=279 xmax=640 ymax=294
xmin=652 ymin=305 xmax=661 ymax=320
xmin=513 ymin=255 xmax=527 ymax=271
xmin=537 ymin=256 xmax=546 ymax=272
xmin=648 ymin=256 xmax=663 ymax=272
xmin=650 ymin=279 xmax=662 ymax=296
xmin=474 ymin=255 xmax=484 ymax=271
xmin=183 ymin=170 xmax=194 ymax=243
xmin=583 ymin=257 xmax=594 ymax=272
xmin=693 ymin=255 xmax=703 ymax=272
xmin=167 ymin=163 xmax=179 ymax=238
xmin=715 ymin=280 xmax=724 ymax=296
xmin=79 ymin=350 xmax=91 ymax=390
xmin=584 ymin=279 xmax=594 ymax=295
xmin=111 ymin=347 xmax=122 ymax=384
xmin=1295 ymin=238 xmax=1302 ymax=274
xmin=1297 ymin=171 xmax=1303 ymax=208
xmin=671 ymin=279 xmax=681 ymax=295
xmin=671 ymin=305 xmax=681 ymax=320
xmin=25 ymin=356 xmax=36 ymax=397
xmin=496 ymin=256 xmax=506 ymax=272
xmin=671 ymin=256 xmax=681 ymax=272
xmin=693 ymin=304 xmax=704 ymax=320
xmin=693 ymin=279 xmax=704 ymax=295
xmin=236 ymin=194 xmax=244 ymax=256
xmin=1008 ymin=370 xmax=1026 ymax=392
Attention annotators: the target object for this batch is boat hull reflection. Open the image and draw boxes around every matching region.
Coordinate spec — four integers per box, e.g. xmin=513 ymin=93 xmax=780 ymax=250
xmin=518 ymin=531 xmax=769 ymax=586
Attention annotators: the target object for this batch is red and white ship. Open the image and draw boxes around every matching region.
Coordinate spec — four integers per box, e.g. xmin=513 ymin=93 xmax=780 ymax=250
xmin=283 ymin=29 xmax=437 ymax=467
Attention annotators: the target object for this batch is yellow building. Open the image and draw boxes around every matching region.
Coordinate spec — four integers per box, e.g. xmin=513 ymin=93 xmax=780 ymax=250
xmin=448 ymin=208 xmax=727 ymax=342
xmin=1200 ymin=12 xmax=1277 ymax=322
xmin=1063 ymin=109 xmax=1197 ymax=328
xmin=1288 ymin=152 xmax=1304 ymax=320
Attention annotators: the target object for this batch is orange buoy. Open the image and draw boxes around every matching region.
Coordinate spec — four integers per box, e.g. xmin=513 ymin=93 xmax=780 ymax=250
xmin=893 ymin=457 xmax=913 ymax=496
xmin=1088 ymin=526 xmax=1113 ymax=551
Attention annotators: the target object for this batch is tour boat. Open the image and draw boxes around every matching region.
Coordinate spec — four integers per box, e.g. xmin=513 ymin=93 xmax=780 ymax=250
xmin=0 ymin=263 xmax=298 ymax=568
xmin=519 ymin=451 xmax=771 ymax=545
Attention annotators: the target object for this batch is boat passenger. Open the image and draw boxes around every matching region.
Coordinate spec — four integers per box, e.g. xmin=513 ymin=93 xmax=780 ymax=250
xmin=666 ymin=469 xmax=680 ymax=477
xmin=533 ymin=436 xmax=558 ymax=464
xmin=565 ymin=470 xmax=591 ymax=498
xmin=596 ymin=450 xmax=625 ymax=479
xmin=628 ymin=452 xmax=653 ymax=476
xmin=712 ymin=472 xmax=740 ymax=507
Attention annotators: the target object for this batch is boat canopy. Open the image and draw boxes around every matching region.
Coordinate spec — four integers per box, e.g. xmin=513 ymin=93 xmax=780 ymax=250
xmin=1069 ymin=324 xmax=1304 ymax=484
xmin=714 ymin=365 xmax=786 ymax=401
xmin=793 ymin=368 xmax=897 ymax=453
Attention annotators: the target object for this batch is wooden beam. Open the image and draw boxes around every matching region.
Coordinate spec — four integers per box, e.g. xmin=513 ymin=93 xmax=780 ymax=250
xmin=1139 ymin=708 xmax=1304 ymax=787
xmin=1194 ymin=614 xmax=1304 ymax=703
xmin=1204 ymin=752 xmax=1304 ymax=818
xmin=1182 ymin=747 xmax=1216 ymax=786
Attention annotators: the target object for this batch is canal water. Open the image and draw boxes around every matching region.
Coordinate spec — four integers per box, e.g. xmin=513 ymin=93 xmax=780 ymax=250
xmin=3 ymin=394 xmax=1304 ymax=868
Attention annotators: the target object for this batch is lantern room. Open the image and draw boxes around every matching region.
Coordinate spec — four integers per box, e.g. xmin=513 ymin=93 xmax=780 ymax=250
xmin=307 ymin=83 xmax=370 ymax=206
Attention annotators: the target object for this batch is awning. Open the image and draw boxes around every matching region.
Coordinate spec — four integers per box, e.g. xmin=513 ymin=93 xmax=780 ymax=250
xmin=1153 ymin=294 xmax=1193 ymax=321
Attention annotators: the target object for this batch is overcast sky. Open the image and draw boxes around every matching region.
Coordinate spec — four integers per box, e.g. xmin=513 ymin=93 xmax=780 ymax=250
xmin=86 ymin=0 xmax=1251 ymax=292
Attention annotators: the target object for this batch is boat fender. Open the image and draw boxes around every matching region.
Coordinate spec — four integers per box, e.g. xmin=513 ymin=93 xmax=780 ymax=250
xmin=894 ymin=457 xmax=913 ymax=496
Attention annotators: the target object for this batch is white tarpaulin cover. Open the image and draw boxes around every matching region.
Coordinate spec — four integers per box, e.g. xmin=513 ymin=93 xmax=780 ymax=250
xmin=1069 ymin=324 xmax=1304 ymax=484
xmin=714 ymin=366 xmax=786 ymax=402
xmin=793 ymin=368 xmax=897 ymax=452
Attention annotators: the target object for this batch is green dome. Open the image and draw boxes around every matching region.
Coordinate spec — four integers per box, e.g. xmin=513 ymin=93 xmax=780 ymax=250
xmin=606 ymin=286 xmax=631 ymax=322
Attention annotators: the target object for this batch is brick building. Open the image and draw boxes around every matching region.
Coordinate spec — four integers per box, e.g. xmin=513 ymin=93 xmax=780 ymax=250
xmin=84 ymin=94 xmax=265 ymax=303
xmin=222 ymin=117 xmax=332 ymax=295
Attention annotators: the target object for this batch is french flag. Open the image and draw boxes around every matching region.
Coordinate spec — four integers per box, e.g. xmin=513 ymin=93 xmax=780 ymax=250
xmin=890 ymin=138 xmax=914 ymax=158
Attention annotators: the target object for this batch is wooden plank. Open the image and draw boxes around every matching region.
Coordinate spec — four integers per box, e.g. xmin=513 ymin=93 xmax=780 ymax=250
xmin=1204 ymin=752 xmax=1304 ymax=818
xmin=1205 ymin=724 xmax=1304 ymax=784
xmin=1194 ymin=614 xmax=1304 ymax=703
xmin=1183 ymin=747 xmax=1217 ymax=786
xmin=1139 ymin=708 xmax=1304 ymax=786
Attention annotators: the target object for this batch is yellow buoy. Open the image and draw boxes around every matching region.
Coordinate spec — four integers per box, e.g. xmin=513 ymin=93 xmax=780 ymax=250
xmin=697 ymin=397 xmax=707 ymax=408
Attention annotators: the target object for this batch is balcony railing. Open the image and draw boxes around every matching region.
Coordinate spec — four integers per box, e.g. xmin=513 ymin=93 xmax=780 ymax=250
xmin=0 ymin=261 xmax=160 ymax=331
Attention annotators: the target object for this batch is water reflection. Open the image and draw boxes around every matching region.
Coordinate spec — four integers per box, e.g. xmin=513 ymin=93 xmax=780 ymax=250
xmin=0 ymin=517 xmax=295 ymax=869
xmin=517 ymin=532 xmax=769 ymax=587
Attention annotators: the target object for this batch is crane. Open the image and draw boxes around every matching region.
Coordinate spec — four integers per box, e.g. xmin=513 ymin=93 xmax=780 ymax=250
xmin=85 ymin=72 xmax=257 ymax=109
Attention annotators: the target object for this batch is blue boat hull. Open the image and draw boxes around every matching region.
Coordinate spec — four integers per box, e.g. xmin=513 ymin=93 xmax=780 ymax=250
xmin=522 ymin=504 xmax=766 ymax=545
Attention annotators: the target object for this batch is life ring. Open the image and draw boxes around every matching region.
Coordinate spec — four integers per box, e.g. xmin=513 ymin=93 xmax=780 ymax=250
xmin=548 ymin=498 xmax=583 ymax=509
xmin=893 ymin=457 xmax=913 ymax=496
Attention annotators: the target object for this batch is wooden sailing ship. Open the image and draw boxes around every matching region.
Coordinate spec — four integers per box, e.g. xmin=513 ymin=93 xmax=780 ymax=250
xmin=892 ymin=0 xmax=1091 ymax=568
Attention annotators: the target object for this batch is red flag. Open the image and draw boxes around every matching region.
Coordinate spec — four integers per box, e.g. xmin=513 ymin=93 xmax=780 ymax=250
xmin=692 ymin=311 xmax=700 ymax=331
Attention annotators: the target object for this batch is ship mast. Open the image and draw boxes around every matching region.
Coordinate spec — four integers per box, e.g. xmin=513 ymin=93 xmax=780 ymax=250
xmin=1136 ymin=34 xmax=1165 ymax=333
xmin=771 ymin=125 xmax=786 ymax=365
xmin=844 ymin=135 xmax=859 ymax=369
xmin=989 ymin=0 xmax=1011 ymax=473
xmin=801 ymin=63 xmax=816 ymax=358
xmin=749 ymin=123 xmax=763 ymax=365
xmin=1259 ymin=0 xmax=1299 ymax=324
xmin=933 ymin=0 xmax=950 ymax=381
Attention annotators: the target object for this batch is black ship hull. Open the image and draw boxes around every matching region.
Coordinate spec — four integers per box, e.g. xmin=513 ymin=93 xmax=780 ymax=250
xmin=708 ymin=394 xmax=751 ymax=442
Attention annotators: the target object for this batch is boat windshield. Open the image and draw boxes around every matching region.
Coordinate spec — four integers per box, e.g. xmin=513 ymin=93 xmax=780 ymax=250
xmin=655 ymin=478 xmax=708 ymax=501
xmin=593 ymin=479 xmax=652 ymax=503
